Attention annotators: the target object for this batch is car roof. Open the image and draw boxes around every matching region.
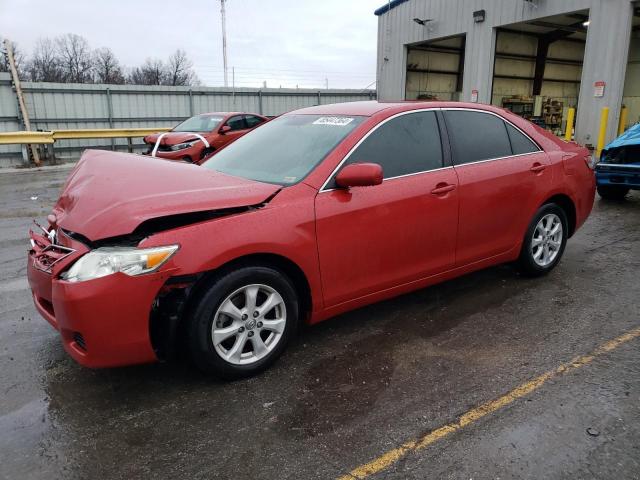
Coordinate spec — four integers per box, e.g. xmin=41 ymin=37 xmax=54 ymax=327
xmin=289 ymin=101 xmax=510 ymax=117
xmin=195 ymin=112 xmax=260 ymax=117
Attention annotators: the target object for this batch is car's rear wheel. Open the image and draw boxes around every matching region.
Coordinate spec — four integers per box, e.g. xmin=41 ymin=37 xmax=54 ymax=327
xmin=597 ymin=185 xmax=629 ymax=200
xmin=518 ymin=204 xmax=568 ymax=277
xmin=187 ymin=266 xmax=299 ymax=379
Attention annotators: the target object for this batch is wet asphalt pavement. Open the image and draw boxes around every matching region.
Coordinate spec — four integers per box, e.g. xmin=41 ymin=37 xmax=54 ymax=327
xmin=1 ymin=165 xmax=639 ymax=479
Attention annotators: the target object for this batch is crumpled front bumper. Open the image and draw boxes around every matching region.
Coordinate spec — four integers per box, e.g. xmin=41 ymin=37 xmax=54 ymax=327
xmin=26 ymin=232 xmax=164 ymax=368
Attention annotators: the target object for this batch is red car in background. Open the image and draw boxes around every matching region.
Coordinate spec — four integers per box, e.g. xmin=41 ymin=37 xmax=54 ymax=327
xmin=27 ymin=101 xmax=595 ymax=379
xmin=143 ymin=112 xmax=268 ymax=164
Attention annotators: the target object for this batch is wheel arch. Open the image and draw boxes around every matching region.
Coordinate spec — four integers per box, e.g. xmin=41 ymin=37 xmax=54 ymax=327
xmin=541 ymin=193 xmax=577 ymax=237
xmin=150 ymin=252 xmax=314 ymax=362
xmin=187 ymin=252 xmax=313 ymax=323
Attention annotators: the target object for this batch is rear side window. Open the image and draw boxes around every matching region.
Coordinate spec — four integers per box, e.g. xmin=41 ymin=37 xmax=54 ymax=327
xmin=329 ymin=111 xmax=443 ymax=187
xmin=245 ymin=115 xmax=264 ymax=128
xmin=506 ymin=123 xmax=539 ymax=155
xmin=444 ymin=110 xmax=512 ymax=165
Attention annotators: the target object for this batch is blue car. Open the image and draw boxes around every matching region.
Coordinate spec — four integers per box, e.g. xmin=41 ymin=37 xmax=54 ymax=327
xmin=596 ymin=123 xmax=640 ymax=200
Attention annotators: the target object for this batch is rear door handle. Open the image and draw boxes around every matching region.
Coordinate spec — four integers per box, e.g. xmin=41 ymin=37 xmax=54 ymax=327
xmin=530 ymin=163 xmax=546 ymax=173
xmin=431 ymin=183 xmax=456 ymax=195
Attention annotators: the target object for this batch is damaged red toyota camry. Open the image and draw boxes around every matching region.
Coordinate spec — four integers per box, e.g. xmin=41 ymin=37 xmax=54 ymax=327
xmin=27 ymin=101 xmax=595 ymax=379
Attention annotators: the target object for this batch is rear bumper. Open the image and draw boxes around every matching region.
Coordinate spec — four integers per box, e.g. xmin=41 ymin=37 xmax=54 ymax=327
xmin=596 ymin=164 xmax=640 ymax=189
xmin=27 ymin=257 xmax=163 ymax=368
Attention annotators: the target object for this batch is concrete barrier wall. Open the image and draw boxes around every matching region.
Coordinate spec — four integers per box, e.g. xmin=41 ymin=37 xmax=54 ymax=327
xmin=0 ymin=72 xmax=375 ymax=167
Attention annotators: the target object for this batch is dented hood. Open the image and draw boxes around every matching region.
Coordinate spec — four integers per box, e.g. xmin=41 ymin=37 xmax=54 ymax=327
xmin=51 ymin=150 xmax=279 ymax=241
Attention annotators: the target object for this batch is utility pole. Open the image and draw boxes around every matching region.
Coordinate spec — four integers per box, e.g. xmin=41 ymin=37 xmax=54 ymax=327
xmin=220 ymin=0 xmax=228 ymax=87
xmin=4 ymin=39 xmax=40 ymax=166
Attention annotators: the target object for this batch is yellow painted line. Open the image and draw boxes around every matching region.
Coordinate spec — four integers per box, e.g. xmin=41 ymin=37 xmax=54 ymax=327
xmin=338 ymin=326 xmax=640 ymax=480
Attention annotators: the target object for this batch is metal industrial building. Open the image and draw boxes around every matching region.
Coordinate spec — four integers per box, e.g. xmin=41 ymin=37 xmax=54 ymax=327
xmin=375 ymin=0 xmax=640 ymax=147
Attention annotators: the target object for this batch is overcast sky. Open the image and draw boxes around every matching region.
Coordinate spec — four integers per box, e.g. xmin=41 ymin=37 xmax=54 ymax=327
xmin=0 ymin=0 xmax=380 ymax=89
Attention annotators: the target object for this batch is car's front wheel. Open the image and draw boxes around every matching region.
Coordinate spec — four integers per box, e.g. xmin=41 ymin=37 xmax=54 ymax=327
xmin=518 ymin=203 xmax=568 ymax=277
xmin=187 ymin=266 xmax=299 ymax=379
xmin=597 ymin=185 xmax=629 ymax=200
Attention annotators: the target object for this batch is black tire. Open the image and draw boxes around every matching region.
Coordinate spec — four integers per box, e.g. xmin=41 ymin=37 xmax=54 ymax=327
xmin=187 ymin=265 xmax=299 ymax=379
xmin=597 ymin=185 xmax=629 ymax=201
xmin=200 ymin=147 xmax=215 ymax=161
xmin=517 ymin=203 xmax=568 ymax=277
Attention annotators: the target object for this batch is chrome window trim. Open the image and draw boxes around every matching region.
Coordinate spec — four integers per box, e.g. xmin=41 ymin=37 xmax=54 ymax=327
xmin=320 ymin=166 xmax=455 ymax=193
xmin=318 ymin=106 xmax=544 ymax=192
xmin=451 ymin=150 xmax=542 ymax=167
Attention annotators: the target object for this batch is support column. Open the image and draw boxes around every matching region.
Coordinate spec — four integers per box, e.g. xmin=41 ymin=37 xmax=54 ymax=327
xmin=575 ymin=2 xmax=633 ymax=146
xmin=106 ymin=88 xmax=115 ymax=151
xmin=462 ymin=25 xmax=496 ymax=104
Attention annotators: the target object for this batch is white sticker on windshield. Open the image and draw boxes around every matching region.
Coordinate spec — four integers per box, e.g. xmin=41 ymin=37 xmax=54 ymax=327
xmin=312 ymin=116 xmax=354 ymax=126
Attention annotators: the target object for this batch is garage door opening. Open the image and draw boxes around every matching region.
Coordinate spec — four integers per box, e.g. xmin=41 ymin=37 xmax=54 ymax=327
xmin=491 ymin=11 xmax=588 ymax=136
xmin=621 ymin=8 xmax=640 ymax=133
xmin=405 ymin=35 xmax=465 ymax=101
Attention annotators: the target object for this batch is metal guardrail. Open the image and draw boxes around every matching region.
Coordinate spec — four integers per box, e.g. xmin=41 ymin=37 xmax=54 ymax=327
xmin=0 ymin=131 xmax=54 ymax=144
xmin=0 ymin=127 xmax=172 ymax=145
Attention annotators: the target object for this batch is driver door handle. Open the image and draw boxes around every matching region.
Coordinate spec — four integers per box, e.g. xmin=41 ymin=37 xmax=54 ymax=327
xmin=530 ymin=163 xmax=546 ymax=173
xmin=431 ymin=183 xmax=456 ymax=195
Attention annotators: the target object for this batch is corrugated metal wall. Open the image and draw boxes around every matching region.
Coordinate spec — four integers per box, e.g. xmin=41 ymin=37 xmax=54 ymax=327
xmin=0 ymin=72 xmax=375 ymax=167
xmin=376 ymin=0 xmax=635 ymax=145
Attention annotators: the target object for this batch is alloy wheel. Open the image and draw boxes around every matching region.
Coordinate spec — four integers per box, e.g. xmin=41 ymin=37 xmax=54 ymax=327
xmin=531 ymin=213 xmax=563 ymax=267
xmin=211 ymin=284 xmax=286 ymax=365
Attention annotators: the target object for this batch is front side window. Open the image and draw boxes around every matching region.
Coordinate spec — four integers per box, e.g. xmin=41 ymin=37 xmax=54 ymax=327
xmin=226 ymin=116 xmax=247 ymax=131
xmin=202 ymin=114 xmax=365 ymax=185
xmin=444 ymin=110 xmax=512 ymax=165
xmin=173 ymin=114 xmax=224 ymax=132
xmin=326 ymin=111 xmax=443 ymax=188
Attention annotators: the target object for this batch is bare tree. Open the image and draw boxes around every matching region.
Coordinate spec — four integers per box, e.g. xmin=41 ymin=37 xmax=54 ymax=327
xmin=166 ymin=49 xmax=198 ymax=86
xmin=26 ymin=38 xmax=63 ymax=82
xmin=93 ymin=47 xmax=124 ymax=84
xmin=0 ymin=38 xmax=26 ymax=77
xmin=128 ymin=58 xmax=166 ymax=85
xmin=55 ymin=33 xmax=93 ymax=83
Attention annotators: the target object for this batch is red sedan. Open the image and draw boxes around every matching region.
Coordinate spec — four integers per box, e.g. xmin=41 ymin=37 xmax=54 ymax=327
xmin=27 ymin=101 xmax=595 ymax=378
xmin=143 ymin=112 xmax=268 ymax=164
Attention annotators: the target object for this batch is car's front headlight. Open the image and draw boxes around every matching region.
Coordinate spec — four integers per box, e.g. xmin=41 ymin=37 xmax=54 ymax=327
xmin=61 ymin=245 xmax=179 ymax=283
xmin=169 ymin=140 xmax=199 ymax=151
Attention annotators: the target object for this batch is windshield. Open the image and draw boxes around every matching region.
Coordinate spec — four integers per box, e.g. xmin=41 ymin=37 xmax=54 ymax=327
xmin=202 ymin=114 xmax=365 ymax=185
xmin=173 ymin=114 xmax=224 ymax=132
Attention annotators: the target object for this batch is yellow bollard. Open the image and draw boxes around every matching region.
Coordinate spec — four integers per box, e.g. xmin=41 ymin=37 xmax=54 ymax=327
xmin=564 ymin=108 xmax=575 ymax=141
xmin=596 ymin=107 xmax=609 ymax=158
xmin=618 ymin=106 xmax=628 ymax=136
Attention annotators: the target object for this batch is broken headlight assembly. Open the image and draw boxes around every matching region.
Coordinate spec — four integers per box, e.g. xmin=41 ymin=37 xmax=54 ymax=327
xmin=61 ymin=245 xmax=179 ymax=283
xmin=169 ymin=140 xmax=199 ymax=151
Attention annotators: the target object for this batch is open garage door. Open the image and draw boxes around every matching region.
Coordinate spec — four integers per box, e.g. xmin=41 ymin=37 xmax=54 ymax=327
xmin=405 ymin=35 xmax=465 ymax=101
xmin=622 ymin=8 xmax=640 ymax=132
xmin=492 ymin=11 xmax=588 ymax=136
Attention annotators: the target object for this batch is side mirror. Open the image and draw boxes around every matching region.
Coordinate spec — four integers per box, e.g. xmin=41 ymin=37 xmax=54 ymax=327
xmin=219 ymin=125 xmax=232 ymax=134
xmin=335 ymin=163 xmax=383 ymax=188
